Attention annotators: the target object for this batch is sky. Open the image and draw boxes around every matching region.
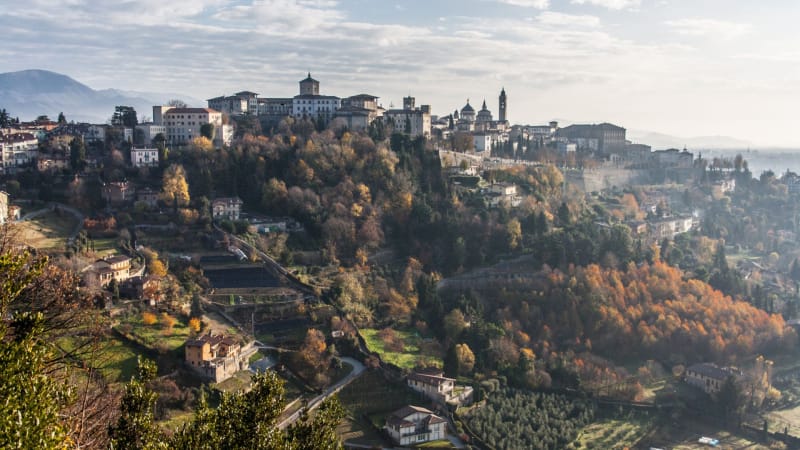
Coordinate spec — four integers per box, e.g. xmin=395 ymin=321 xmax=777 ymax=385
xmin=3 ymin=0 xmax=800 ymax=146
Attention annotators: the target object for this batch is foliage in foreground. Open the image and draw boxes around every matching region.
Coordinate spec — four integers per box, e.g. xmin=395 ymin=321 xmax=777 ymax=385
xmin=463 ymin=388 xmax=594 ymax=450
xmin=111 ymin=359 xmax=345 ymax=450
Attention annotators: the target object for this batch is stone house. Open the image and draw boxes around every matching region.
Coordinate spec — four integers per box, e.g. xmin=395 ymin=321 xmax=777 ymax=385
xmin=685 ymin=363 xmax=739 ymax=395
xmin=185 ymin=333 xmax=254 ymax=382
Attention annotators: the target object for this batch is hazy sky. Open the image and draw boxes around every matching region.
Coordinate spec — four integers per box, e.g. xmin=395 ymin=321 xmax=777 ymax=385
xmin=3 ymin=1 xmax=800 ymax=146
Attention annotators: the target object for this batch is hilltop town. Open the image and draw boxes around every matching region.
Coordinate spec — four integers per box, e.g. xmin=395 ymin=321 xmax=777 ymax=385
xmin=3 ymin=72 xmax=800 ymax=450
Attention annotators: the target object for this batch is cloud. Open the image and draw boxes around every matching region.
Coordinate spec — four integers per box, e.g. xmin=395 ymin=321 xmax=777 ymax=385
xmin=496 ymin=0 xmax=549 ymax=9
xmin=665 ymin=18 xmax=752 ymax=40
xmin=570 ymin=0 xmax=640 ymax=10
xmin=537 ymin=12 xmax=600 ymax=28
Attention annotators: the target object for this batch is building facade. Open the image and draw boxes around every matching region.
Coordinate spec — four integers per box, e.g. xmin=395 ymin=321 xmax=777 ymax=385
xmin=131 ymin=147 xmax=159 ymax=168
xmin=212 ymin=197 xmax=243 ymax=221
xmin=161 ymin=107 xmax=225 ymax=147
xmin=185 ymin=334 xmax=253 ymax=382
xmin=384 ymin=405 xmax=447 ymax=446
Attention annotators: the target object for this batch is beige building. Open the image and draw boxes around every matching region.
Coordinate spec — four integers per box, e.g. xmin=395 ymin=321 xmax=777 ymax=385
xmin=0 ymin=132 xmax=39 ymax=172
xmin=407 ymin=369 xmax=473 ymax=406
xmin=185 ymin=333 xmax=253 ymax=382
xmin=162 ymin=107 xmax=223 ymax=147
xmin=385 ymin=405 xmax=448 ymax=446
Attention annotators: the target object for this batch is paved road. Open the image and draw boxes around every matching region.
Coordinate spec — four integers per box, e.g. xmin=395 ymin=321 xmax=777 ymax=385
xmin=277 ymin=356 xmax=366 ymax=430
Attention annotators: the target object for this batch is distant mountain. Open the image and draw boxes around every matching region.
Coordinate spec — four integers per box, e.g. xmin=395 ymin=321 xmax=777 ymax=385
xmin=0 ymin=69 xmax=201 ymax=124
xmin=628 ymin=129 xmax=753 ymax=150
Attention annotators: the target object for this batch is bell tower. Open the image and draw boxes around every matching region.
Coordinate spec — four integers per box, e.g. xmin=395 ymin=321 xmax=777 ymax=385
xmin=499 ymin=87 xmax=507 ymax=122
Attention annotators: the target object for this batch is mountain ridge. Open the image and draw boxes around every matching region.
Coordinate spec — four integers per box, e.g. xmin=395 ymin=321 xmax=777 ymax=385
xmin=0 ymin=69 xmax=200 ymax=123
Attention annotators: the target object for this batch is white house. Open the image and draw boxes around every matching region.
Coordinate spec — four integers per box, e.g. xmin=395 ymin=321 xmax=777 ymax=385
xmin=212 ymin=197 xmax=243 ymax=221
xmin=385 ymin=405 xmax=448 ymax=446
xmin=130 ymin=147 xmax=159 ymax=168
xmin=0 ymin=132 xmax=38 ymax=172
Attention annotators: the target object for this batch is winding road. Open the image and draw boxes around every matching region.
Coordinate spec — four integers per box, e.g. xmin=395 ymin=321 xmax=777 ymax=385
xmin=276 ymin=356 xmax=366 ymax=430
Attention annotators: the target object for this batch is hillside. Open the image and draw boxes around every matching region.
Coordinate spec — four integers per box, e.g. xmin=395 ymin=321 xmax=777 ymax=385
xmin=0 ymin=69 xmax=199 ymax=123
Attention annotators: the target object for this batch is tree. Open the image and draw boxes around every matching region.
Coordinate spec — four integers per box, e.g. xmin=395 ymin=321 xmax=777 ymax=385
xmin=300 ymin=328 xmax=328 ymax=370
xmin=109 ymin=358 xmax=165 ymax=450
xmin=717 ymin=375 xmax=746 ymax=426
xmin=0 ymin=243 xmax=108 ymax=449
xmin=0 ymin=108 xmax=9 ymax=127
xmin=111 ymin=106 xmax=138 ymax=128
xmin=200 ymin=123 xmax=216 ymax=141
xmin=69 ymin=137 xmax=86 ymax=172
xmin=170 ymin=370 xmax=344 ymax=449
xmin=161 ymin=164 xmax=190 ymax=209
xmin=454 ymin=343 xmax=476 ymax=375
xmin=444 ymin=309 xmax=467 ymax=343
xmin=167 ymin=99 xmax=188 ymax=108
xmin=57 ymin=112 xmax=66 ymax=124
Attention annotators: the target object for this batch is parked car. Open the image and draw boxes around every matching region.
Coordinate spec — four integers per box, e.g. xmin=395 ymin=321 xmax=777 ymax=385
xmin=698 ymin=436 xmax=719 ymax=447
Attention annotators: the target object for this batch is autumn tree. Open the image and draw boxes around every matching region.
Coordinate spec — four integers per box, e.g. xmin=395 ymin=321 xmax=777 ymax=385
xmin=300 ymin=328 xmax=328 ymax=370
xmin=161 ymin=164 xmax=190 ymax=209
xmin=444 ymin=309 xmax=468 ymax=343
xmin=455 ymin=343 xmax=476 ymax=375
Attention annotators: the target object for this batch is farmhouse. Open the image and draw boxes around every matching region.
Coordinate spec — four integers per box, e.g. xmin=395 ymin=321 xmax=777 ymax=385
xmin=685 ymin=363 xmax=739 ymax=395
xmin=384 ymin=405 xmax=448 ymax=446
xmin=185 ymin=333 xmax=255 ymax=382
xmin=407 ymin=368 xmax=473 ymax=406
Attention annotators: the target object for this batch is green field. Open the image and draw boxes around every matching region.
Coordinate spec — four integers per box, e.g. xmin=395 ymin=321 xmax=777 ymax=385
xmin=116 ymin=313 xmax=192 ymax=353
xmin=58 ymin=334 xmax=142 ymax=383
xmin=361 ymin=328 xmax=440 ymax=369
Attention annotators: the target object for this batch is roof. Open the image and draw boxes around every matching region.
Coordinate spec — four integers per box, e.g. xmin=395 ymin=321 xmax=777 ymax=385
xmin=164 ymin=108 xmax=219 ymax=115
xmin=408 ymin=371 xmax=455 ymax=386
xmin=300 ymin=73 xmax=319 ymax=83
xmin=235 ymin=91 xmax=259 ymax=96
xmin=461 ymin=102 xmax=474 ymax=113
xmin=212 ymin=197 xmax=243 ymax=205
xmin=187 ymin=333 xmax=225 ymax=348
xmin=293 ymin=94 xmax=340 ymax=100
xmin=390 ymin=405 xmax=435 ymax=420
xmin=105 ymin=255 xmax=131 ymax=264
xmin=687 ymin=363 xmax=734 ymax=381
xmin=347 ymin=94 xmax=379 ymax=100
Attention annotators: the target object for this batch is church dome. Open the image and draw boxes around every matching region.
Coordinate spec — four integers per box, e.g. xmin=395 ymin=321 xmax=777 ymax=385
xmin=461 ymin=101 xmax=474 ymax=113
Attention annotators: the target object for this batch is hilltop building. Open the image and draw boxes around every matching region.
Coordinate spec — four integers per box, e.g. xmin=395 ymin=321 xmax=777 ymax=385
xmin=335 ymin=94 xmax=382 ymax=131
xmin=152 ymin=106 xmax=233 ymax=148
xmin=499 ymin=87 xmax=507 ymax=122
xmin=384 ymin=96 xmax=431 ymax=138
xmin=556 ymin=123 xmax=626 ymax=153
xmin=292 ymin=73 xmax=341 ymax=123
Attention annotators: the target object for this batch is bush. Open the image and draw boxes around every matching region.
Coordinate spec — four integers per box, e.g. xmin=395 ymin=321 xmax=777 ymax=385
xmin=142 ymin=311 xmax=158 ymax=325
